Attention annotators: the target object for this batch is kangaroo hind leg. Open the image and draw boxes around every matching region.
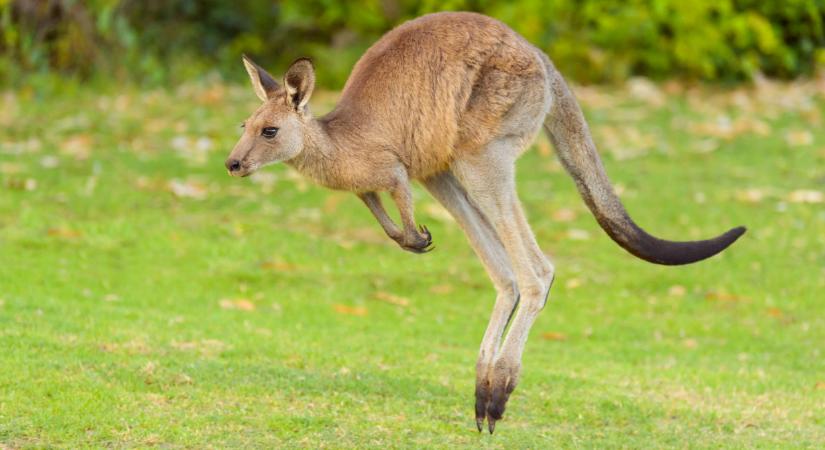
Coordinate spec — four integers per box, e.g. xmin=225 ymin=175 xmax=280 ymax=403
xmin=422 ymin=170 xmax=519 ymax=432
xmin=451 ymin=137 xmax=555 ymax=433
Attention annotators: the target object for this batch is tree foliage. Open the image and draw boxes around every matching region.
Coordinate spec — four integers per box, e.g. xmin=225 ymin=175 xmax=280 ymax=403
xmin=1 ymin=0 xmax=823 ymax=86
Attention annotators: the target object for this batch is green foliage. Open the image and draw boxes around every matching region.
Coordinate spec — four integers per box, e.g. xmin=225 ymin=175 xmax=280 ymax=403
xmin=487 ymin=0 xmax=825 ymax=82
xmin=0 ymin=0 xmax=824 ymax=86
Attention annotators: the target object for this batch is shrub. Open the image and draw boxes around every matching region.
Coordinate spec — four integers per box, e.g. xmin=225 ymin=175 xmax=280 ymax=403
xmin=1 ymin=0 xmax=823 ymax=86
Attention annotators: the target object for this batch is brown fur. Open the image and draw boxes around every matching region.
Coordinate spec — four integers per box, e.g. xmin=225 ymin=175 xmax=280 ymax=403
xmin=228 ymin=13 xmax=544 ymax=189
xmin=225 ymin=11 xmax=744 ymax=432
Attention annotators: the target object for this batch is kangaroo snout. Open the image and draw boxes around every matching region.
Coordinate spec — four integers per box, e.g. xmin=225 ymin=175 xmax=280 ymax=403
xmin=225 ymin=158 xmax=254 ymax=177
xmin=225 ymin=159 xmax=242 ymax=173
xmin=225 ymin=153 xmax=259 ymax=177
xmin=226 ymin=158 xmax=255 ymax=177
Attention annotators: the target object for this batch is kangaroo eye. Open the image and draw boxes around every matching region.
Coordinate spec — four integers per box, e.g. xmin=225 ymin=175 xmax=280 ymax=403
xmin=261 ymin=127 xmax=279 ymax=138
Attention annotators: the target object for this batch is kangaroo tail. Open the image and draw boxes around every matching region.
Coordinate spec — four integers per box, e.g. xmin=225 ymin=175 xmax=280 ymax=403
xmin=542 ymin=69 xmax=745 ymax=265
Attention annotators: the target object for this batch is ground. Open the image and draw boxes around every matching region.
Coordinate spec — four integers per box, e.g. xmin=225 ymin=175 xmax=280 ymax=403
xmin=0 ymin=77 xmax=823 ymax=448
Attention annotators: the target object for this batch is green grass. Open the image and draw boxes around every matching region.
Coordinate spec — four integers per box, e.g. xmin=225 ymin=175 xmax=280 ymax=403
xmin=1 ymin=79 xmax=823 ymax=448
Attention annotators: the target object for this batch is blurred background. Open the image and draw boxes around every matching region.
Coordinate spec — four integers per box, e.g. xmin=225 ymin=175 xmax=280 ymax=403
xmin=1 ymin=0 xmax=824 ymax=87
xmin=1 ymin=1 xmax=824 ymax=447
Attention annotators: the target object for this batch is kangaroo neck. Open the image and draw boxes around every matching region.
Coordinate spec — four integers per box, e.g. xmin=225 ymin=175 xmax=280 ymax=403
xmin=285 ymin=116 xmax=341 ymax=186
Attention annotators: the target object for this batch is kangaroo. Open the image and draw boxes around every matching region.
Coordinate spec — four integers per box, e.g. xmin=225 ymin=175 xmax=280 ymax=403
xmin=225 ymin=11 xmax=745 ymax=433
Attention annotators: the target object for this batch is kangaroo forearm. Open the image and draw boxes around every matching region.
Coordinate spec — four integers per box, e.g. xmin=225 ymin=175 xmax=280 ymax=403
xmin=358 ymin=192 xmax=402 ymax=239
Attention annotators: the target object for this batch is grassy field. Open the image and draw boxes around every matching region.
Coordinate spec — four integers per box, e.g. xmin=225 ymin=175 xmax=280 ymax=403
xmin=1 ymin=77 xmax=823 ymax=448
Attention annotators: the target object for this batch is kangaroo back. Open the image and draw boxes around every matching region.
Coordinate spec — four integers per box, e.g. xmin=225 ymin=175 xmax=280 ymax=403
xmin=543 ymin=68 xmax=745 ymax=265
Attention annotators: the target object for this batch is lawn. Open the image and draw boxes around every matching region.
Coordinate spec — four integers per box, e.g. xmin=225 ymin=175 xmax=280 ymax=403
xmin=0 ymin=77 xmax=823 ymax=448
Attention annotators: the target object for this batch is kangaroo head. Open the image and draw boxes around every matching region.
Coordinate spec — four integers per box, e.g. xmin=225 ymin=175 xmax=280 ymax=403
xmin=225 ymin=56 xmax=315 ymax=177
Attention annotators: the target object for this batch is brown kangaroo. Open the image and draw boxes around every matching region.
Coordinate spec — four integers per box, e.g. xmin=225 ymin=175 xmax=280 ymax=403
xmin=225 ymin=11 xmax=745 ymax=433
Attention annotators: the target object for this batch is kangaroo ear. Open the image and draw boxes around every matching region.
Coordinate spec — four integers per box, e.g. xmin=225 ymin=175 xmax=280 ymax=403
xmin=242 ymin=54 xmax=280 ymax=102
xmin=284 ymin=58 xmax=315 ymax=112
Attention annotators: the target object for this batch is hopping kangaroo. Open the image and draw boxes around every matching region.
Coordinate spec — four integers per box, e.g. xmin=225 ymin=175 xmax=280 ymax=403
xmin=225 ymin=12 xmax=745 ymax=433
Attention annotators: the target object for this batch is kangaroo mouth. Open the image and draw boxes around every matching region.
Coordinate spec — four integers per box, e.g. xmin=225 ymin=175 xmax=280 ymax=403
xmin=226 ymin=160 xmax=259 ymax=178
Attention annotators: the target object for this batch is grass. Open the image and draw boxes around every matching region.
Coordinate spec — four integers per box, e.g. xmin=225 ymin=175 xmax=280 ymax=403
xmin=0 ymin=77 xmax=823 ymax=448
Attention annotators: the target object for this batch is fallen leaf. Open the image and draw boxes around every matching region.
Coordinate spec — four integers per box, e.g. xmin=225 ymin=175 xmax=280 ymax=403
xmin=373 ymin=291 xmax=410 ymax=307
xmin=230 ymin=222 xmax=244 ymax=237
xmin=334 ymin=304 xmax=367 ymax=316
xmin=567 ymin=229 xmax=591 ymax=241
xmin=735 ymin=188 xmax=765 ymax=204
xmin=668 ymin=285 xmax=687 ymax=297
xmin=260 ymin=260 xmax=298 ymax=272
xmin=429 ymin=284 xmax=454 ymax=295
xmin=169 ymin=179 xmax=208 ymax=200
xmin=293 ymin=207 xmax=322 ymax=223
xmin=815 ymin=381 xmax=825 ymax=390
xmin=627 ymin=77 xmax=665 ymax=107
xmin=787 ymin=190 xmax=823 ymax=204
xmin=134 ymin=176 xmax=166 ymax=192
xmin=141 ymin=361 xmax=157 ymax=376
xmin=145 ymin=393 xmax=167 ymax=407
xmin=802 ymin=108 xmax=822 ymax=126
xmin=47 ymin=227 xmax=81 ymax=239
xmin=0 ymin=137 xmax=41 ymax=155
xmin=5 ymin=178 xmax=37 ymax=191
xmin=572 ymin=84 xmax=617 ymax=109
xmin=565 ymin=278 xmax=582 ymax=289
xmin=766 ymin=307 xmax=783 ymax=318
xmin=218 ymin=298 xmax=256 ymax=311
xmin=785 ymin=130 xmax=813 ymax=147
xmin=0 ymin=162 xmax=24 ymax=174
xmin=218 ymin=299 xmax=233 ymax=309
xmin=171 ymin=341 xmax=197 ymax=351
xmin=61 ymin=134 xmax=93 ymax=160
xmin=98 ymin=339 xmax=151 ymax=355
xmin=174 ymin=373 xmax=193 ymax=385
xmin=689 ymin=116 xmax=772 ymax=141
xmin=552 ymin=208 xmax=577 ymax=222
xmin=171 ymin=339 xmax=229 ymax=357
xmin=98 ymin=343 xmax=117 ymax=352
xmin=167 ymin=319 xmax=192 ymax=335
xmin=234 ymin=299 xmax=255 ymax=311
xmin=598 ymin=124 xmax=656 ymax=160
xmin=336 ymin=238 xmax=356 ymax=249
xmin=201 ymin=339 xmax=229 ymax=354
xmin=541 ymin=332 xmax=568 ymax=341
xmin=705 ymin=291 xmax=745 ymax=303
xmin=141 ymin=361 xmax=157 ymax=384
xmin=170 ymin=135 xmax=212 ymax=165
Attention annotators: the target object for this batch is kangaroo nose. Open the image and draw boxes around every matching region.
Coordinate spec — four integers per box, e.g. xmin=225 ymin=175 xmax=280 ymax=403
xmin=226 ymin=159 xmax=241 ymax=172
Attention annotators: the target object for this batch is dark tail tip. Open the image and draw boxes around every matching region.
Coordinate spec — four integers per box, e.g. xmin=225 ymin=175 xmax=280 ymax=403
xmin=636 ymin=225 xmax=747 ymax=266
xmin=729 ymin=226 xmax=747 ymax=240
